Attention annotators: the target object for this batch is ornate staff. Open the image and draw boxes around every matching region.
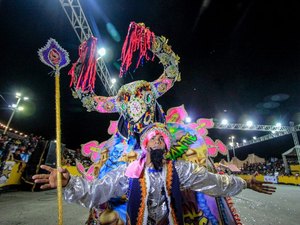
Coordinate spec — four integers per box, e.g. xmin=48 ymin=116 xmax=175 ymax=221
xmin=38 ymin=38 xmax=70 ymax=225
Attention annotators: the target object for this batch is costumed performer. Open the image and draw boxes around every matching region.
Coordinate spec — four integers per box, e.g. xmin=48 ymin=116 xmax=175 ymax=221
xmin=65 ymin=21 xmax=272 ymax=224
xmin=33 ymin=123 xmax=276 ymax=225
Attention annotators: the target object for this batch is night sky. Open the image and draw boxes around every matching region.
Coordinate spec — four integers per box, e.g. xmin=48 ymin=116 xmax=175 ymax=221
xmin=0 ymin=0 xmax=299 ymax=160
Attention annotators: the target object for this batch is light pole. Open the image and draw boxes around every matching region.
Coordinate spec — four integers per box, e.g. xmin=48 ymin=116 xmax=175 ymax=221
xmin=226 ymin=148 xmax=230 ymax=162
xmin=3 ymin=93 xmax=28 ymax=134
xmin=228 ymin=136 xmax=235 ymax=162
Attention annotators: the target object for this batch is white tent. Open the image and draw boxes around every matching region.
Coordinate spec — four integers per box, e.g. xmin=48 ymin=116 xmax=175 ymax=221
xmin=244 ymin=153 xmax=265 ymax=164
xmin=218 ymin=154 xmax=265 ymax=169
xmin=282 ymin=145 xmax=300 ymax=173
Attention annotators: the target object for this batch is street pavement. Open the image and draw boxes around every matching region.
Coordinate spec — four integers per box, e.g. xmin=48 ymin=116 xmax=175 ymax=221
xmin=233 ymin=184 xmax=300 ymax=225
xmin=0 ymin=184 xmax=299 ymax=225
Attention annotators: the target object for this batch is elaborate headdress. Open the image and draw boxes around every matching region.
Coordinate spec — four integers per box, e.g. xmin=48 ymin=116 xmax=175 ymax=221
xmin=140 ymin=122 xmax=172 ymax=152
xmin=69 ymin=22 xmax=181 ymax=139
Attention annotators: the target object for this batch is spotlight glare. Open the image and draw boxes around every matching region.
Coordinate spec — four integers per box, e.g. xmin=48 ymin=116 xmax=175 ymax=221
xmin=221 ymin=119 xmax=228 ymax=125
xmin=98 ymin=47 xmax=106 ymax=57
xmin=246 ymin=121 xmax=253 ymax=127
xmin=185 ymin=117 xmax=192 ymax=123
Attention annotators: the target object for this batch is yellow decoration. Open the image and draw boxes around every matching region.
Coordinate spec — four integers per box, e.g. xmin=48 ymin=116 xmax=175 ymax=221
xmin=0 ymin=161 xmax=26 ymax=187
xmin=55 ymin=70 xmax=63 ymax=225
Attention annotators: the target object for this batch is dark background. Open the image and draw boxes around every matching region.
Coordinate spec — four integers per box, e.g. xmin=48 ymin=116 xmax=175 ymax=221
xmin=0 ymin=0 xmax=299 ymax=160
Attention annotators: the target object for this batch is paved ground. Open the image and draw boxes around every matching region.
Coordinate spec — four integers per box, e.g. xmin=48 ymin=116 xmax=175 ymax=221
xmin=233 ymin=184 xmax=300 ymax=225
xmin=0 ymin=190 xmax=89 ymax=225
xmin=0 ymin=184 xmax=299 ymax=225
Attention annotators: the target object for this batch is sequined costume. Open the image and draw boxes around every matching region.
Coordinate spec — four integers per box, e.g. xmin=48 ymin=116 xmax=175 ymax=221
xmin=67 ymin=22 xmax=244 ymax=224
xmin=64 ymin=160 xmax=246 ymax=224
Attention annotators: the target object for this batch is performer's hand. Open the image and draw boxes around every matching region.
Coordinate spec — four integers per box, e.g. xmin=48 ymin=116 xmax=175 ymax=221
xmin=32 ymin=165 xmax=70 ymax=189
xmin=246 ymin=172 xmax=276 ymax=195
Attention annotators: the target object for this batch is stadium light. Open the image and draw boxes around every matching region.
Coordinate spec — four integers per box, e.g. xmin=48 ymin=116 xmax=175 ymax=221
xmin=4 ymin=92 xmax=29 ymax=134
xmin=221 ymin=119 xmax=228 ymax=125
xmin=98 ymin=47 xmax=106 ymax=56
xmin=229 ymin=136 xmax=236 ymax=158
xmin=246 ymin=121 xmax=253 ymax=127
xmin=185 ymin=117 xmax=192 ymax=123
xmin=110 ymin=78 xmax=117 ymax=89
xmin=97 ymin=47 xmax=107 ymax=61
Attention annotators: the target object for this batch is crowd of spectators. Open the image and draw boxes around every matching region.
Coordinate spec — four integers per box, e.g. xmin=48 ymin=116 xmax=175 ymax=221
xmin=0 ymin=133 xmax=46 ymax=185
xmin=239 ymin=157 xmax=297 ymax=176
xmin=62 ymin=148 xmax=92 ymax=168
xmin=1 ymin=133 xmax=92 ymax=175
xmin=0 ymin=133 xmax=42 ymax=164
xmin=3 ymin=131 xmax=299 ymax=181
xmin=286 ymin=158 xmax=299 ymax=165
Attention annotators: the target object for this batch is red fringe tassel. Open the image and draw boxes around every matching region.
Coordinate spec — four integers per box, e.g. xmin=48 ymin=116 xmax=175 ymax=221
xmin=68 ymin=36 xmax=98 ymax=92
xmin=119 ymin=22 xmax=155 ymax=78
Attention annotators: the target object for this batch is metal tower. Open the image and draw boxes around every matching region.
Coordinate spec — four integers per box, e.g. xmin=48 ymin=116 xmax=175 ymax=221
xmin=59 ymin=0 xmax=117 ymax=96
xmin=214 ymin=121 xmax=300 ymax=164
